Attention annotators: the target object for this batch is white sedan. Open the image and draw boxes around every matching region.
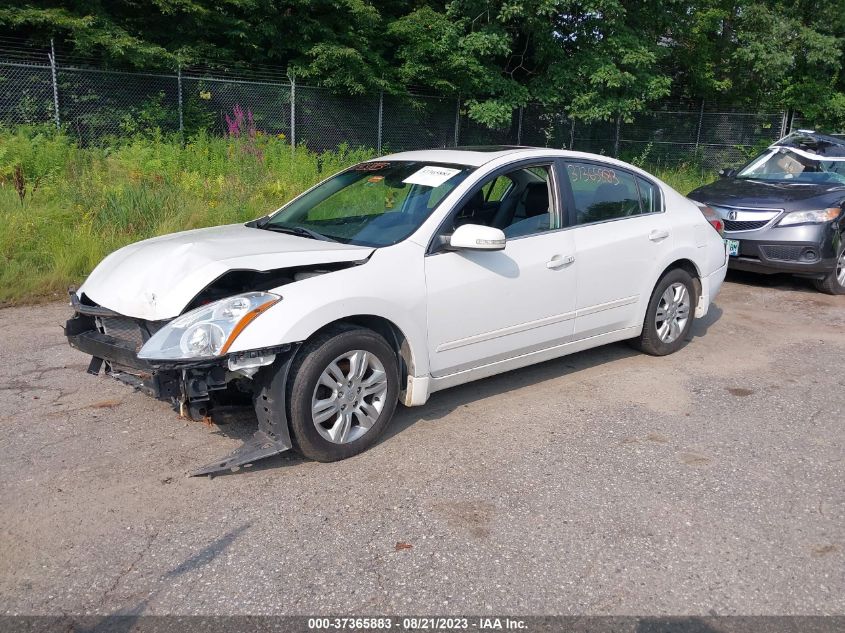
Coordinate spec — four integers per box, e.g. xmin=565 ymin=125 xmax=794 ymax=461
xmin=65 ymin=147 xmax=728 ymax=474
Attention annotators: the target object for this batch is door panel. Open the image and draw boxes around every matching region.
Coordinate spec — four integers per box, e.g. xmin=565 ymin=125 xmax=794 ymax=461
xmin=424 ymin=231 xmax=577 ymax=376
xmin=572 ymin=215 xmax=672 ymax=338
xmin=563 ymin=161 xmax=672 ymax=338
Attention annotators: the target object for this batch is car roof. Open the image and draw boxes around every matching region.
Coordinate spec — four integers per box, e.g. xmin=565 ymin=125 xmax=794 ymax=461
xmin=378 ymin=146 xmax=552 ymax=167
xmin=773 ymin=131 xmax=845 ymax=158
xmin=372 ymin=146 xmax=662 ymax=181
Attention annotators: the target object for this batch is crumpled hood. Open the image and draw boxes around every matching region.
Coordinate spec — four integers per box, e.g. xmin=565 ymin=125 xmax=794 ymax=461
xmin=689 ymin=178 xmax=845 ymax=210
xmin=78 ymin=223 xmax=373 ymax=320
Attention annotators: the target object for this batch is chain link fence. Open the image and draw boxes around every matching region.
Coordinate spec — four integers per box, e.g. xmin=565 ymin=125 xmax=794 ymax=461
xmin=0 ymin=61 xmax=56 ymax=125
xmin=0 ymin=50 xmax=828 ymax=169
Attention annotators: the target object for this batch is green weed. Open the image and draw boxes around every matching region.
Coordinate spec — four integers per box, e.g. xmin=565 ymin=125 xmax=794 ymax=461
xmin=0 ymin=127 xmax=712 ymax=304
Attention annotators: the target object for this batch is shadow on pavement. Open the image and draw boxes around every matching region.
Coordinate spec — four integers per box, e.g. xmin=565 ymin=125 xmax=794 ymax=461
xmin=382 ymin=340 xmax=643 ymax=444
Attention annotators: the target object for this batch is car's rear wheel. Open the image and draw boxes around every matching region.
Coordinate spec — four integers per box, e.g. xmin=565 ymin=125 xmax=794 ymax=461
xmin=630 ymin=268 xmax=697 ymax=356
xmin=813 ymin=244 xmax=845 ymax=295
xmin=286 ymin=324 xmax=399 ymax=462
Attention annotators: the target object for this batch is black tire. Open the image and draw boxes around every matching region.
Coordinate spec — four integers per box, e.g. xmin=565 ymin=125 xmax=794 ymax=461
xmin=285 ymin=324 xmax=399 ymax=462
xmin=813 ymin=242 xmax=845 ymax=295
xmin=630 ymin=268 xmax=698 ymax=356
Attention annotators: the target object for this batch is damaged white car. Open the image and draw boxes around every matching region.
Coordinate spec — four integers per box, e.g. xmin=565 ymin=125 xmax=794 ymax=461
xmin=66 ymin=146 xmax=727 ymax=474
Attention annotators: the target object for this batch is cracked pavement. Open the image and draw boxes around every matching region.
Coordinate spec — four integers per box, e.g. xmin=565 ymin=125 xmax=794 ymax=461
xmin=0 ymin=271 xmax=843 ymax=616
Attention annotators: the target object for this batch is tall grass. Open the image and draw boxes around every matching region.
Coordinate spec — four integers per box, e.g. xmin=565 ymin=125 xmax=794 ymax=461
xmin=0 ymin=127 xmax=373 ymax=304
xmin=0 ymin=126 xmax=714 ymax=305
xmin=652 ymin=164 xmax=717 ymax=196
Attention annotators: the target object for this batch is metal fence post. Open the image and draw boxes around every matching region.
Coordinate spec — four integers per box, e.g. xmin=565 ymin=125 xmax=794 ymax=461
xmin=289 ymin=73 xmax=296 ymax=152
xmin=569 ymin=117 xmax=575 ymax=150
xmin=695 ymin=99 xmax=704 ymax=149
xmin=517 ymin=106 xmax=523 ymax=145
xmin=377 ymin=90 xmax=383 ymax=153
xmin=177 ymin=64 xmax=184 ymax=139
xmin=454 ymin=95 xmax=461 ymax=146
xmin=48 ymin=39 xmax=60 ymax=130
xmin=614 ymin=114 xmax=621 ymax=157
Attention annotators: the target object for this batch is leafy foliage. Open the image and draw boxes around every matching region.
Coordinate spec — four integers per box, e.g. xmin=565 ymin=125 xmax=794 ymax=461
xmin=1 ymin=1 xmax=844 ymax=128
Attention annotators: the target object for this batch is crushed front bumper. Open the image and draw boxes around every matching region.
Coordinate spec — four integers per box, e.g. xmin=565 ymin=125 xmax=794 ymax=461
xmin=65 ymin=296 xmax=298 ymax=476
xmin=65 ymin=310 xmax=225 ymax=405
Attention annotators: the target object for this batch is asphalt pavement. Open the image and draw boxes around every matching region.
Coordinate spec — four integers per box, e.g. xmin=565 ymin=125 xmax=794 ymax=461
xmin=0 ymin=271 xmax=843 ymax=616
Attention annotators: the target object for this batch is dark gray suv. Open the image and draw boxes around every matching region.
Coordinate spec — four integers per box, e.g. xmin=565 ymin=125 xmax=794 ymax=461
xmin=689 ymin=131 xmax=845 ymax=294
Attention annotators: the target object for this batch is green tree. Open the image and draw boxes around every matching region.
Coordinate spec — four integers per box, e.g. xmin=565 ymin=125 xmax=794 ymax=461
xmin=2 ymin=0 xmax=845 ymax=130
xmin=670 ymin=0 xmax=845 ymax=128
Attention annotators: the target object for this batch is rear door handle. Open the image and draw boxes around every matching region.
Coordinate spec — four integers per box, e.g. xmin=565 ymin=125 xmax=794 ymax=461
xmin=547 ymin=254 xmax=575 ymax=269
xmin=649 ymin=229 xmax=670 ymax=242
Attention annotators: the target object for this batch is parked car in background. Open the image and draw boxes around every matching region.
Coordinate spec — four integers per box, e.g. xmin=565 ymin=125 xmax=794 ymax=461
xmin=65 ymin=147 xmax=727 ymax=474
xmin=689 ymin=131 xmax=845 ymax=294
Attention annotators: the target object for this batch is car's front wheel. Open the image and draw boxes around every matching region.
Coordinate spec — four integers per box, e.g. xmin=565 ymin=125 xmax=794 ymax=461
xmin=813 ymin=243 xmax=845 ymax=295
xmin=286 ymin=324 xmax=400 ymax=462
xmin=631 ymin=268 xmax=697 ymax=356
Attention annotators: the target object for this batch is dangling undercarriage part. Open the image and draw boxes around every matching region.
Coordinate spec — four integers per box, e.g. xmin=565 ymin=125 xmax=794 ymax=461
xmin=189 ymin=348 xmax=300 ymax=476
xmin=65 ymin=300 xmax=302 ymax=476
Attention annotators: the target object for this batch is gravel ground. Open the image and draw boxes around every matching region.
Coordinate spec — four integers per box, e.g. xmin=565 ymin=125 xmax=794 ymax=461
xmin=0 ymin=271 xmax=843 ymax=617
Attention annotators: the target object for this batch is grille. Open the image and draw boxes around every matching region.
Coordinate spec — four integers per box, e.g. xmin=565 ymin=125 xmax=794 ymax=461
xmin=760 ymin=245 xmax=809 ymax=262
xmin=99 ymin=316 xmax=144 ymax=351
xmin=724 ymin=219 xmax=770 ymax=232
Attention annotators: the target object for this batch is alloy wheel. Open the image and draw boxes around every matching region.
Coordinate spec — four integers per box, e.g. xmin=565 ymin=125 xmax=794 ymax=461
xmin=311 ymin=350 xmax=389 ymax=444
xmin=837 ymin=251 xmax=845 ymax=287
xmin=655 ymin=282 xmax=691 ymax=344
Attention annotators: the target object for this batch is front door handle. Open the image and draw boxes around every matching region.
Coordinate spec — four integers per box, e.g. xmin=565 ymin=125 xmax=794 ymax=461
xmin=649 ymin=229 xmax=670 ymax=242
xmin=547 ymin=254 xmax=575 ymax=269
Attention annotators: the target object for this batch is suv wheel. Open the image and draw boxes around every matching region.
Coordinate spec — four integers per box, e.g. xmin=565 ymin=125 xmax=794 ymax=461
xmin=631 ymin=268 xmax=697 ymax=356
xmin=286 ymin=325 xmax=399 ymax=462
xmin=814 ymin=245 xmax=845 ymax=295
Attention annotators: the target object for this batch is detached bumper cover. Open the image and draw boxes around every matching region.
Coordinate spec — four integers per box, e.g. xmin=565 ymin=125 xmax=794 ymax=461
xmin=65 ymin=307 xmax=298 ymax=476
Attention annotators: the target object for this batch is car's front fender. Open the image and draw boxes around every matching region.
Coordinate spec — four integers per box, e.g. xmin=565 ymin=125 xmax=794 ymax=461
xmin=227 ymin=243 xmax=432 ymax=378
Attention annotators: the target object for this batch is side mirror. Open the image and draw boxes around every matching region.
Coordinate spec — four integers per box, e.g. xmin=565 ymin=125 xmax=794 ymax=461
xmin=718 ymin=168 xmax=737 ymax=178
xmin=448 ymin=224 xmax=506 ymax=251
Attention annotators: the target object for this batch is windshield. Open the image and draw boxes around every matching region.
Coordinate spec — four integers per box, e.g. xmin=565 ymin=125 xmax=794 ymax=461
xmin=260 ymin=161 xmax=474 ymax=246
xmin=737 ymin=148 xmax=845 ymax=184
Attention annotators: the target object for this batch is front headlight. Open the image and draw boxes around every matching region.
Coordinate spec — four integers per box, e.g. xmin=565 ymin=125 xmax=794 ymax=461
xmin=138 ymin=292 xmax=280 ymax=360
xmin=777 ymin=208 xmax=841 ymax=226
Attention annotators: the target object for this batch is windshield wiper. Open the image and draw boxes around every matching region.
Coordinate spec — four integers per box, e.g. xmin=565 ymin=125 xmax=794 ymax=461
xmin=260 ymin=224 xmax=336 ymax=242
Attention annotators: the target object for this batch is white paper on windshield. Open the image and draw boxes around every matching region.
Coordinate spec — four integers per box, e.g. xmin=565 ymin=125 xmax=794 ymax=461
xmin=403 ymin=165 xmax=462 ymax=187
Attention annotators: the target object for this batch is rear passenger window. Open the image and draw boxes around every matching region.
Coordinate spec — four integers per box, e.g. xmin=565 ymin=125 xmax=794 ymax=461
xmin=636 ymin=176 xmax=660 ymax=214
xmin=567 ymin=162 xmax=642 ymax=225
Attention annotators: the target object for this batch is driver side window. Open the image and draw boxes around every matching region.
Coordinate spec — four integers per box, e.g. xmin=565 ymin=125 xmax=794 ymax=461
xmin=449 ymin=164 xmax=557 ymax=238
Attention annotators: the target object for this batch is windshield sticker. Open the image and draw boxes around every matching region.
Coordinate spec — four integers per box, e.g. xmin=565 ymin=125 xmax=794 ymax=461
xmin=403 ymin=165 xmax=462 ymax=187
xmin=568 ymin=164 xmax=620 ymax=185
